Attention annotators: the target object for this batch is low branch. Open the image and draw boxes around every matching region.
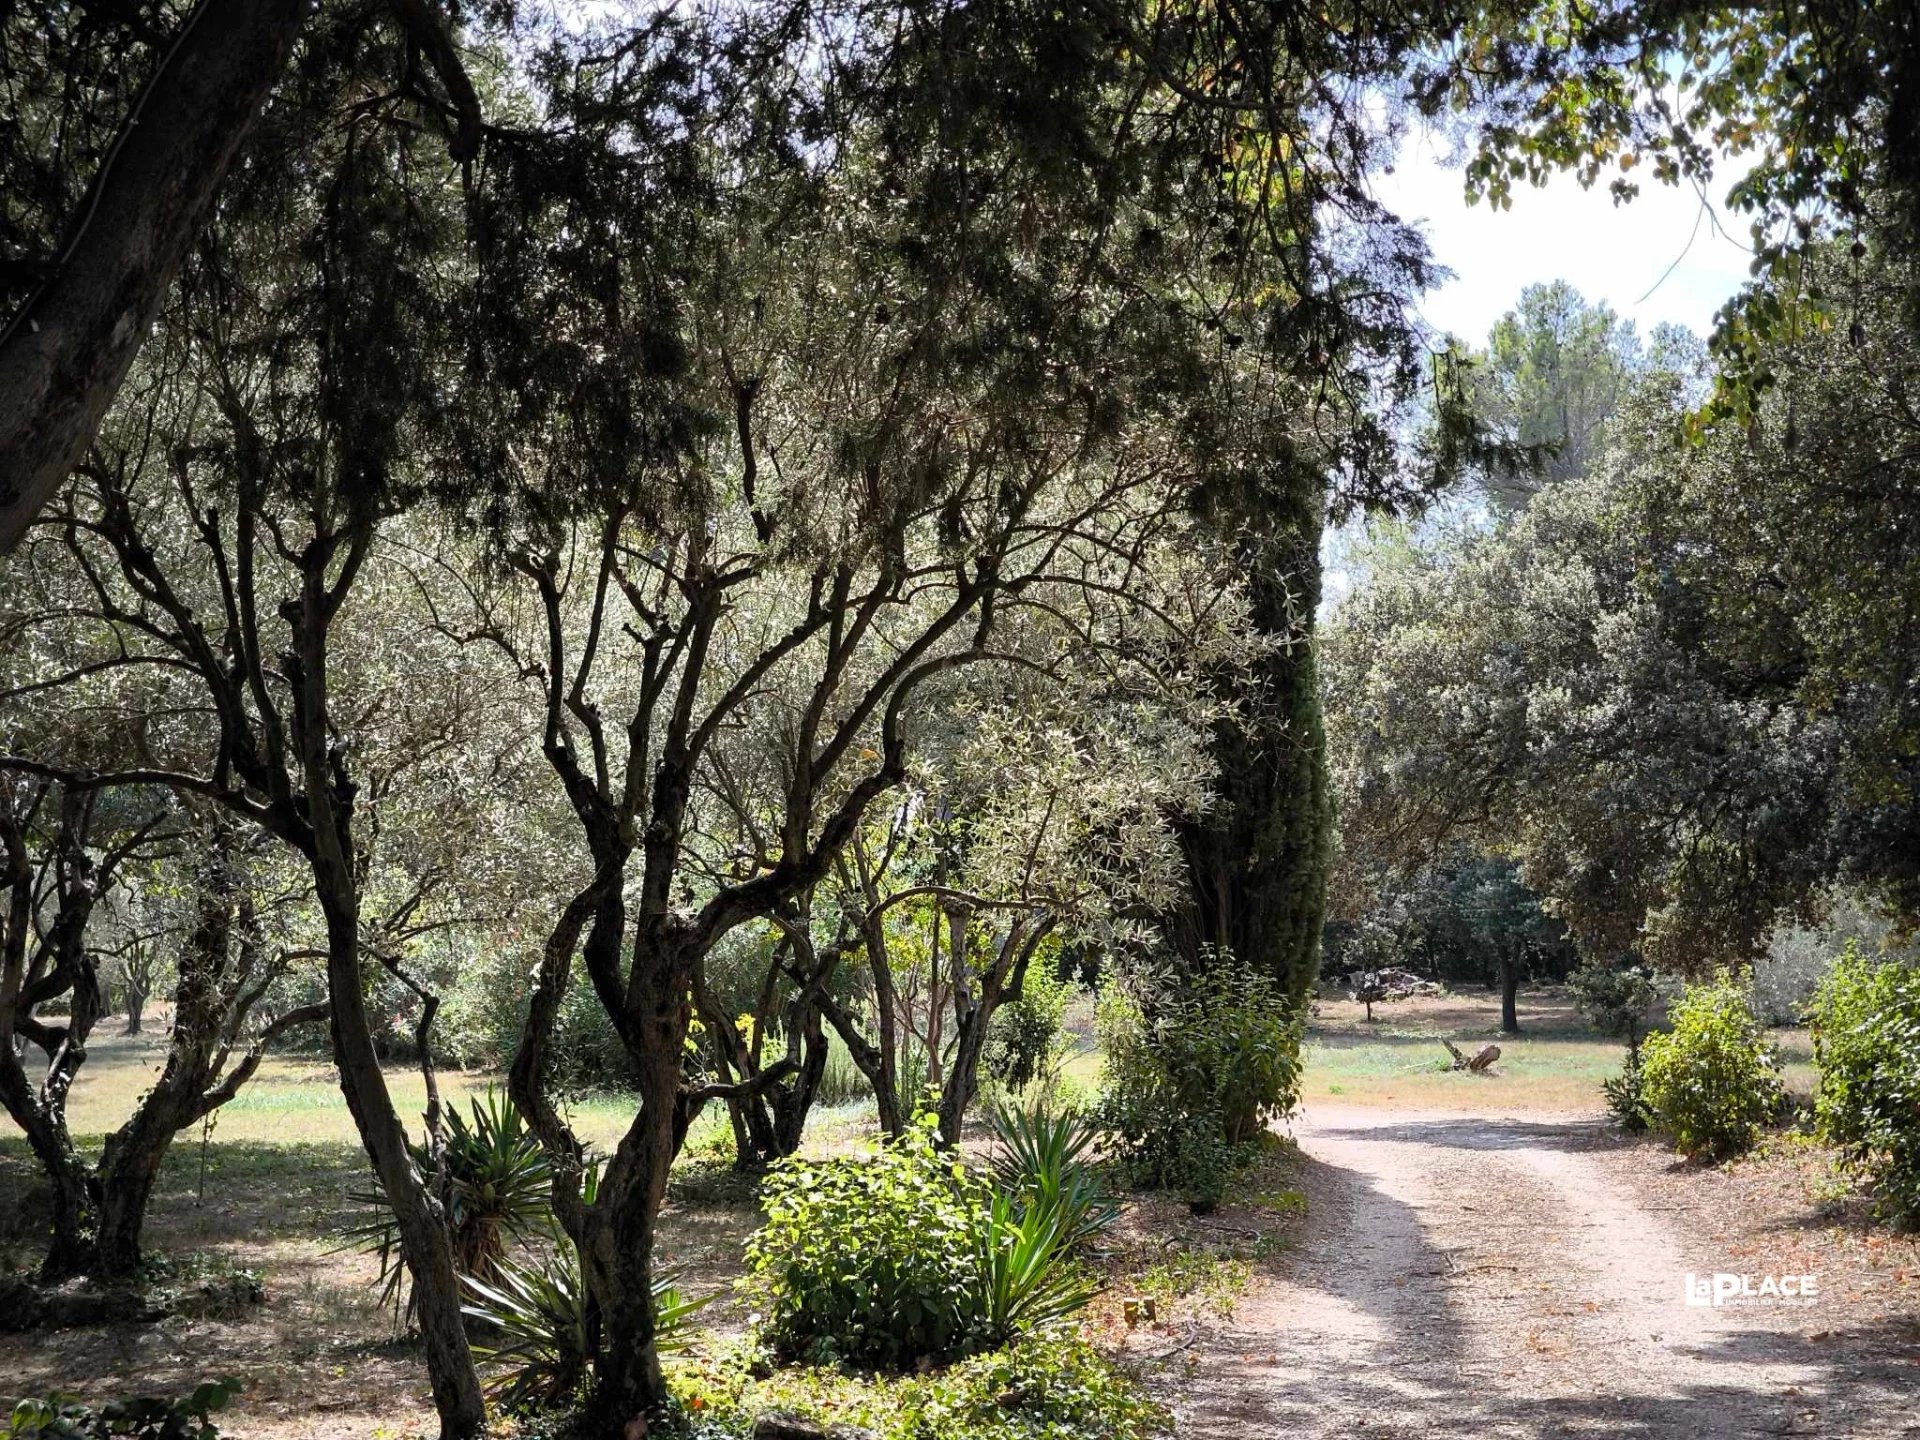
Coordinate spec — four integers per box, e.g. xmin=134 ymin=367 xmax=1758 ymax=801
xmin=682 ymin=1056 xmax=799 ymax=1106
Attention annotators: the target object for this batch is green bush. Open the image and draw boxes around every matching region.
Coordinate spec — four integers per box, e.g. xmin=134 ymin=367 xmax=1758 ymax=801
xmin=1570 ymin=958 xmax=1661 ymax=1051
xmin=747 ymin=1116 xmax=986 ymax=1368
xmin=1093 ymin=956 xmax=1302 ymax=1210
xmin=3 ymin=1381 xmax=240 ymax=1439
xmin=1638 ymin=974 xmax=1782 ymax=1160
xmin=813 ymin=1030 xmax=873 ymax=1109
xmin=434 ymin=947 xmax=644 ymax=1095
xmin=1810 ymin=942 xmax=1920 ymax=1224
xmin=984 ymin=955 xmax=1071 ymax=1094
xmin=1601 ymin=1048 xmax=1651 ymax=1133
xmin=972 ymin=1189 xmax=1103 ymax=1340
xmin=745 ymin=1114 xmax=1101 ymax=1370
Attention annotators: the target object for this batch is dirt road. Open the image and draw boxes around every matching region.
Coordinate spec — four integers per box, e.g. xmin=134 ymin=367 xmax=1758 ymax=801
xmin=1152 ymin=1105 xmax=1919 ymax=1439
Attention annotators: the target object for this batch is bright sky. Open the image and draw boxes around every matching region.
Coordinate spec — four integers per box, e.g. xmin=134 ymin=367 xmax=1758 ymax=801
xmin=1370 ymin=124 xmax=1756 ymax=347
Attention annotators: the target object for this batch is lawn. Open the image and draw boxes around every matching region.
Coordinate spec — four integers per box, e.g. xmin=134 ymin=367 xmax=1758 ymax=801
xmin=1301 ymin=986 xmax=1816 ymax=1113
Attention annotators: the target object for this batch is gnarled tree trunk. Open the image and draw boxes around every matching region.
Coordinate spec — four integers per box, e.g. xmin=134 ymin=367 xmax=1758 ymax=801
xmin=293 ymin=568 xmax=486 ymax=1440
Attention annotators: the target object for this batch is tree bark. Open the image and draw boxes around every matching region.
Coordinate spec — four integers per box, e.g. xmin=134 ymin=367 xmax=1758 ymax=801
xmin=0 ymin=802 xmax=108 ymax=1281
xmin=0 ymin=0 xmax=312 ymax=551
xmin=92 ymin=1126 xmax=168 ymax=1278
xmin=935 ymin=919 xmax=1049 ymax=1147
xmin=293 ymin=564 xmax=485 ymax=1440
xmin=1499 ymin=952 xmax=1522 ymax=1035
xmin=577 ymin=933 xmax=698 ymax=1426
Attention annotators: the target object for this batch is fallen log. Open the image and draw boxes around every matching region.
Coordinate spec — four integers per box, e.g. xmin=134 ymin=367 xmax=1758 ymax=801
xmin=1442 ymin=1040 xmax=1502 ymax=1073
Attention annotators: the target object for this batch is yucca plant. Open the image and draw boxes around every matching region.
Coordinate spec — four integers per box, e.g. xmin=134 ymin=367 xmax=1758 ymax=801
xmin=972 ymin=1188 xmax=1104 ymax=1342
xmin=461 ymin=1218 xmax=711 ymax=1408
xmin=988 ymin=1100 xmax=1117 ymax=1253
xmin=439 ymin=1090 xmax=554 ymax=1280
xmin=343 ymin=1088 xmax=552 ymax=1324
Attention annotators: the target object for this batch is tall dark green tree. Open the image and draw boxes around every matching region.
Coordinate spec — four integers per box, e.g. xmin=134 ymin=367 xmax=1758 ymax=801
xmin=1465 ymin=281 xmax=1642 ymax=511
xmin=1178 ymin=455 xmax=1332 ymax=1008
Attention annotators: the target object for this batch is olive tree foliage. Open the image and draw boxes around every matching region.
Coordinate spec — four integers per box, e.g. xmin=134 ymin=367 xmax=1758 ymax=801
xmin=1754 ymin=887 xmax=1920 ymax=1026
xmin=1328 ymin=236 xmax=1920 ymax=974
xmin=790 ymin=665 xmax=1234 ymax=1150
xmin=0 ymin=792 xmax=329 ymax=1284
xmin=678 ymin=652 xmax=1228 ymax=1162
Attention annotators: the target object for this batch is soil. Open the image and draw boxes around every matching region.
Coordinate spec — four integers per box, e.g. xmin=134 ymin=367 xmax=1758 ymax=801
xmin=1137 ymin=1102 xmax=1920 ymax=1439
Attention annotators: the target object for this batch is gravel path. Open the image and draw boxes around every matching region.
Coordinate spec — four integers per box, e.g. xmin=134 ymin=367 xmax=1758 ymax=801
xmin=1154 ymin=1104 xmax=1919 ymax=1439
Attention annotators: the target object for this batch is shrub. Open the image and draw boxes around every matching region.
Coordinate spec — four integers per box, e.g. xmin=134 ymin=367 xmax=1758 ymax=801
xmin=1756 ymin=888 xmax=1919 ymax=1026
xmin=745 ymin=1114 xmax=1101 ymax=1369
xmin=672 ymin=1331 xmax=1163 ymax=1440
xmin=983 ymin=955 xmax=1071 ymax=1094
xmin=813 ymin=1030 xmax=872 ymax=1109
xmin=1601 ymin=1048 xmax=1651 ymax=1133
xmin=748 ymin=1116 xmax=986 ymax=1368
xmin=3 ymin=1380 xmax=240 ymax=1439
xmin=1638 ymin=975 xmax=1782 ymax=1160
xmin=1569 ymin=958 xmax=1662 ymax=1051
xmin=1810 ymin=942 xmax=1920 ymax=1224
xmin=1093 ymin=956 xmax=1302 ymax=1210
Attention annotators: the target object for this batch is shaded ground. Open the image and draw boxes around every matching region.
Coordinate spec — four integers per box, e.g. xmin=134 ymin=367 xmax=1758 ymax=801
xmin=1138 ymin=1102 xmax=1920 ymax=1439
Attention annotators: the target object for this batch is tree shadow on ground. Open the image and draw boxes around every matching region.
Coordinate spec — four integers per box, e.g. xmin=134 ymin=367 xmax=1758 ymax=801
xmin=1468 ymin=1316 xmax=1920 ymax=1438
xmin=1147 ymin=1140 xmax=1476 ymax=1436
xmin=1308 ymin=1114 xmax=1614 ymax=1154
